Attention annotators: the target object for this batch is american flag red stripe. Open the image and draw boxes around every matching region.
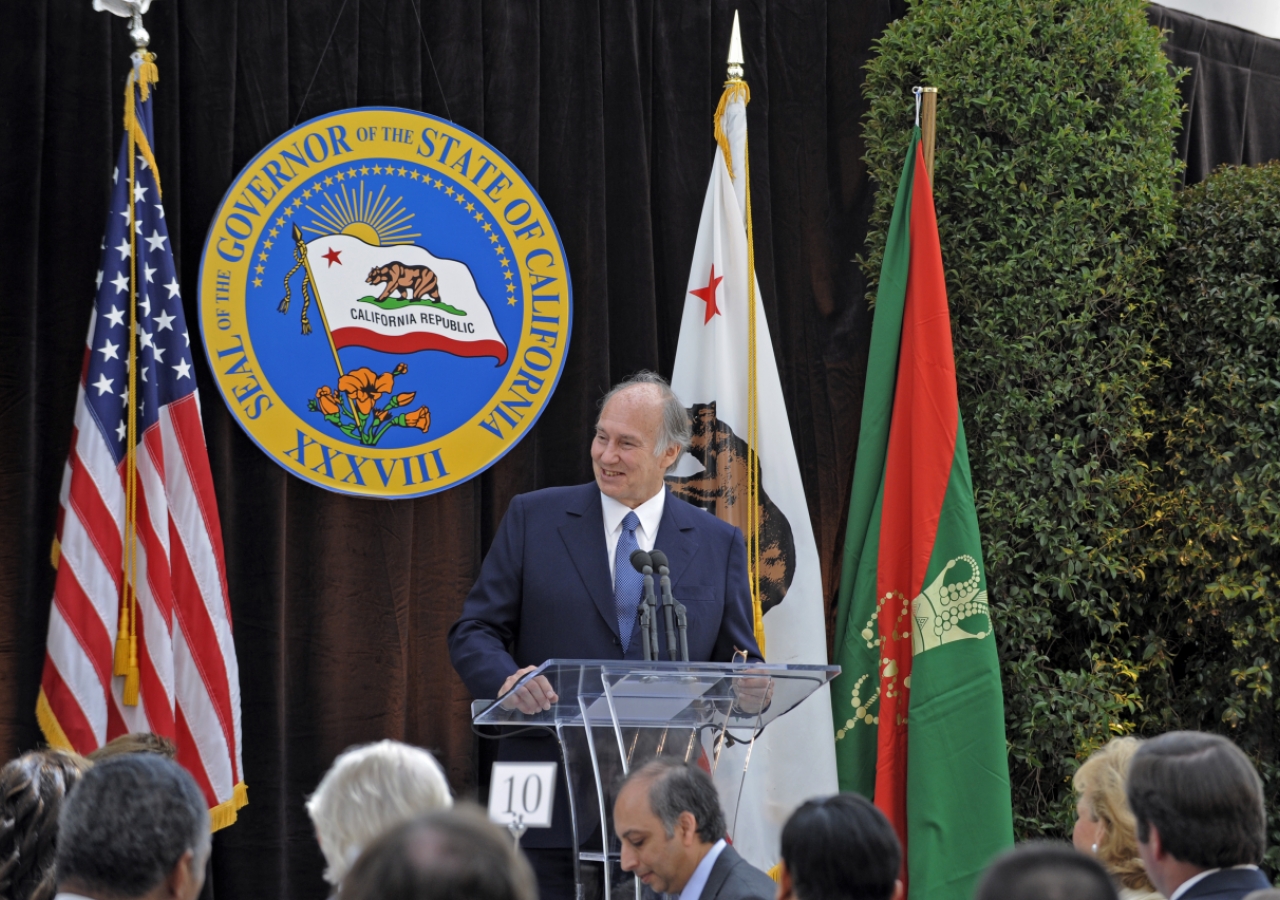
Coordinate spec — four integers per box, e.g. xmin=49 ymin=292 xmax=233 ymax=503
xmin=38 ymin=58 xmax=246 ymax=829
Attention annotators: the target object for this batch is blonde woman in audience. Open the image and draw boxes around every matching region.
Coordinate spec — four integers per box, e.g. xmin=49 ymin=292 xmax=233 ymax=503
xmin=306 ymin=740 xmax=453 ymax=895
xmin=1073 ymin=737 xmax=1162 ymax=900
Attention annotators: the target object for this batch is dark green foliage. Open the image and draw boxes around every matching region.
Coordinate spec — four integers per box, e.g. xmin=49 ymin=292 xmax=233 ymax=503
xmin=1156 ymin=161 xmax=1280 ymax=868
xmin=860 ymin=0 xmax=1184 ymax=839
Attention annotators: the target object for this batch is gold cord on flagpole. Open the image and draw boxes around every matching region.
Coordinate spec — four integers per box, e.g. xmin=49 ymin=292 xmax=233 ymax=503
xmin=716 ymin=72 xmax=765 ymax=655
xmin=743 ymin=122 xmax=763 ymax=657
xmin=289 ymin=224 xmax=346 ymax=376
xmin=118 ymin=51 xmax=159 ymax=707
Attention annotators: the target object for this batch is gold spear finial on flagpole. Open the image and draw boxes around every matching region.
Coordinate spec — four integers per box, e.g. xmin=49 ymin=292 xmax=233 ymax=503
xmin=727 ymin=10 xmax=744 ymax=79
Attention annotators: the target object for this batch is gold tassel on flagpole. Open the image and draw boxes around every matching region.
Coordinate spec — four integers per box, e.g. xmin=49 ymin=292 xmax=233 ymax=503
xmin=113 ymin=606 xmax=131 ymax=676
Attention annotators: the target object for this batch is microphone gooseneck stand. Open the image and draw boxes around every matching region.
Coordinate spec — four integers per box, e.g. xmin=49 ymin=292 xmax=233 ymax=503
xmin=629 ymin=548 xmax=690 ymax=662
xmin=648 ymin=550 xmax=689 ymax=662
xmin=630 ymin=549 xmax=660 ymax=661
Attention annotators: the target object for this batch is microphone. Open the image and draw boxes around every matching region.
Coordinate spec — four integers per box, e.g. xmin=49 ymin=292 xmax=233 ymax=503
xmin=630 ymin=549 xmax=658 ymax=661
xmin=649 ymin=550 xmax=684 ymax=662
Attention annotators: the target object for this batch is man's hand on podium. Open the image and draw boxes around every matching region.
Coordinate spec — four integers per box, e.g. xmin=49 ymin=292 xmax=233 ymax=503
xmin=498 ymin=665 xmax=559 ymax=714
xmin=732 ymin=673 xmax=774 ymax=715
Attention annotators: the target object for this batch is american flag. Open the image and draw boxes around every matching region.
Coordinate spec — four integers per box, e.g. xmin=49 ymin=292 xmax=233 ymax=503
xmin=38 ymin=58 xmax=246 ymax=828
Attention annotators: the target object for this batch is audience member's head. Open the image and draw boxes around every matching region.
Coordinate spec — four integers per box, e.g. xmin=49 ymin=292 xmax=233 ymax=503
xmin=976 ymin=842 xmax=1119 ymax=900
xmin=1126 ymin=731 xmax=1266 ymax=897
xmin=777 ymin=793 xmax=901 ymax=900
xmin=306 ymin=740 xmax=453 ymax=887
xmin=338 ymin=805 xmax=537 ymax=900
xmin=1072 ymin=736 xmax=1155 ymax=893
xmin=612 ymin=758 xmax=726 ymax=896
xmin=54 ymin=754 xmax=209 ymax=900
xmin=0 ymin=749 xmax=92 ymax=900
xmin=86 ymin=731 xmax=177 ymax=763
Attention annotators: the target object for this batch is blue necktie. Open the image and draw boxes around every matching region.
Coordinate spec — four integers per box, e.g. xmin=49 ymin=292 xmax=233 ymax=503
xmin=615 ymin=512 xmax=643 ymax=652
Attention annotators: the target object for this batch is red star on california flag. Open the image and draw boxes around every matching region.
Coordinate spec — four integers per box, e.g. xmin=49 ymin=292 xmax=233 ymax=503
xmin=689 ymin=265 xmax=724 ymax=324
xmin=322 ymin=247 xmax=342 ymax=267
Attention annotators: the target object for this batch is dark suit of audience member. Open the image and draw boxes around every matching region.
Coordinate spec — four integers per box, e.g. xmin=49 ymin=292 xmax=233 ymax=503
xmin=1127 ymin=731 xmax=1270 ymax=900
xmin=1178 ymin=870 xmax=1275 ymax=900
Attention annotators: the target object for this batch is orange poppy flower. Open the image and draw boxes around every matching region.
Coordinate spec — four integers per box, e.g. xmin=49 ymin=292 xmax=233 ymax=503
xmin=338 ymin=367 xmax=394 ymax=415
xmin=315 ymin=386 xmax=340 ymax=416
xmin=393 ymin=362 xmax=408 ymax=376
xmin=405 ymin=407 xmax=431 ymax=432
xmin=393 ymin=392 xmax=416 ymax=407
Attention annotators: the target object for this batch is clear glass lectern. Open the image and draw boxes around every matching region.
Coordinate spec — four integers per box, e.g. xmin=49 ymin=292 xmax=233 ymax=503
xmin=473 ymin=659 xmax=839 ymax=900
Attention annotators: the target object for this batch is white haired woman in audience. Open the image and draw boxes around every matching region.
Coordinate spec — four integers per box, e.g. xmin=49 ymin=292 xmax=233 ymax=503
xmin=307 ymin=740 xmax=453 ymax=893
xmin=1072 ymin=736 xmax=1161 ymax=900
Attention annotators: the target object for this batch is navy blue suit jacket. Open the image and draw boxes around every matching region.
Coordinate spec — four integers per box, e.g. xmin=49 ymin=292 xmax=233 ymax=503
xmin=1179 ymin=867 xmax=1272 ymax=900
xmin=447 ymin=482 xmax=762 ymax=849
xmin=448 ymin=482 xmax=763 ymax=700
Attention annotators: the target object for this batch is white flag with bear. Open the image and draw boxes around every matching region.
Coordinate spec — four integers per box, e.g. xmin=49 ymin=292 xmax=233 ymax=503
xmin=665 ymin=17 xmax=838 ymax=872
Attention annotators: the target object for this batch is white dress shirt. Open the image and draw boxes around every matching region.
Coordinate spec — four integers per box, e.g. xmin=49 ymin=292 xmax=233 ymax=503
xmin=600 ymin=488 xmax=665 ymax=587
xmin=678 ymin=838 xmax=728 ymax=900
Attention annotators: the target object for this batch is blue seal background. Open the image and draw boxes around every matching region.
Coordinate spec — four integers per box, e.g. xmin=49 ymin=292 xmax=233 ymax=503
xmin=245 ymin=159 xmax=520 ymax=450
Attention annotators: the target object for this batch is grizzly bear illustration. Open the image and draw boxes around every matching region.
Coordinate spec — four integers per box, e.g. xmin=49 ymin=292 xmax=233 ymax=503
xmin=666 ymin=403 xmax=795 ymax=614
xmin=366 ymin=262 xmax=441 ymax=302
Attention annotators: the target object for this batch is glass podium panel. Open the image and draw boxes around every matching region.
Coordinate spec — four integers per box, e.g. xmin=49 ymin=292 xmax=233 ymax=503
xmin=474 ymin=661 xmax=839 ymax=900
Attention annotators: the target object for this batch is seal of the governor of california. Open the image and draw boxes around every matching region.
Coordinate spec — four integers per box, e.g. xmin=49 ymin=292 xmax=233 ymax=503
xmin=197 ymin=108 xmax=572 ymax=498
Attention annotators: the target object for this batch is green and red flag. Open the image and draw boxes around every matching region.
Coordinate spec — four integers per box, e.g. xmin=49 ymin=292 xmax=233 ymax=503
xmin=831 ymin=127 xmax=1013 ymax=900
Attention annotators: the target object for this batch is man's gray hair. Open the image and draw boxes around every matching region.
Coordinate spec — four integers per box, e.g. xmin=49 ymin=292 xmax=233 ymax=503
xmin=597 ymin=371 xmax=691 ymax=466
xmin=620 ymin=758 xmax=726 ymax=844
xmin=306 ymin=740 xmax=454 ymax=886
xmin=55 ymin=754 xmax=210 ymax=897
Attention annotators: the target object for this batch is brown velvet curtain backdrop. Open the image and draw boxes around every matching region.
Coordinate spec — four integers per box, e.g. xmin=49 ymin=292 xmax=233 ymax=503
xmin=0 ymin=2 xmax=904 ymax=898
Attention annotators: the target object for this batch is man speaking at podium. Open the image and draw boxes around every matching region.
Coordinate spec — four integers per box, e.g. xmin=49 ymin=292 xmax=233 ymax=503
xmin=448 ymin=371 xmax=762 ymax=899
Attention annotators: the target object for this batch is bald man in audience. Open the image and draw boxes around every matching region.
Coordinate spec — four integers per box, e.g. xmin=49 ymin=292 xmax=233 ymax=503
xmin=339 ymin=806 xmax=537 ymax=900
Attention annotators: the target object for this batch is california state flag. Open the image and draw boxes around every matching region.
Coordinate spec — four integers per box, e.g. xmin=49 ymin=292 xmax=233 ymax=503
xmin=291 ymin=228 xmax=508 ymax=365
xmin=666 ymin=61 xmax=838 ymax=868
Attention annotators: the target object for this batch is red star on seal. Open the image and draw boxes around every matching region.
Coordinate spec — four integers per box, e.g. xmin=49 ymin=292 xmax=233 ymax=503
xmin=689 ymin=265 xmax=724 ymax=324
xmin=322 ymin=247 xmax=342 ymax=267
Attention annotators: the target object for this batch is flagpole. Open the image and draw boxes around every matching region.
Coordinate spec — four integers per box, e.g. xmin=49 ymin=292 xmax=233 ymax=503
xmin=289 ymin=224 xmax=346 ymax=377
xmin=117 ymin=4 xmax=161 ymax=707
xmin=920 ymin=86 xmax=938 ymax=183
xmin=719 ymin=11 xmax=766 ymax=654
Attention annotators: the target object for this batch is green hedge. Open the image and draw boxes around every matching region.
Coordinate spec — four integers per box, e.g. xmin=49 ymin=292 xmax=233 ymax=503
xmin=859 ymin=0 xmax=1185 ymax=839
xmin=1156 ymin=161 xmax=1280 ymax=868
